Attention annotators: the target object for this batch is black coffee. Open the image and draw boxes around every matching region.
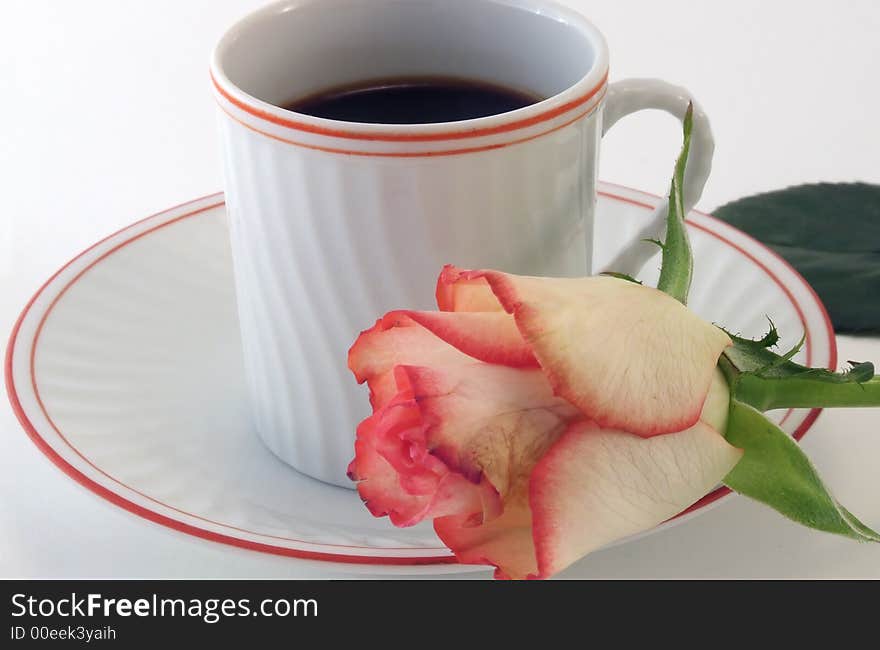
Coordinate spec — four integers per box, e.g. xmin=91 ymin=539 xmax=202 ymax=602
xmin=284 ymin=77 xmax=542 ymax=124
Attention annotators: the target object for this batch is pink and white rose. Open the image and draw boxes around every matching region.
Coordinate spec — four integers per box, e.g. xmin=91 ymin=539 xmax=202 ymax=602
xmin=347 ymin=266 xmax=742 ymax=579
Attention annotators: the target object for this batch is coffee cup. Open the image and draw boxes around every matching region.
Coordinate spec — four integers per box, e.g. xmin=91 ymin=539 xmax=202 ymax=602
xmin=211 ymin=0 xmax=713 ymax=487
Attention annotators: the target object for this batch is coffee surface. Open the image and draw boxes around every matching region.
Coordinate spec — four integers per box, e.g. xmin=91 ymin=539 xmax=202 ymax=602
xmin=284 ymin=77 xmax=541 ymax=124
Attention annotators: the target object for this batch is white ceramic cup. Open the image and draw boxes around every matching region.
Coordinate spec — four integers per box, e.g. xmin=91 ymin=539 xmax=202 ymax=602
xmin=211 ymin=0 xmax=714 ymax=488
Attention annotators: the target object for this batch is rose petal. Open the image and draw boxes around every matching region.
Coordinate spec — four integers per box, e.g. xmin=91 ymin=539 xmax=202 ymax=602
xmin=399 ymin=363 xmax=579 ymax=495
xmin=348 ymin=314 xmax=473 ymax=409
xmin=349 ymin=310 xmax=538 ymax=409
xmin=348 ymin=313 xmax=471 ymax=384
xmin=348 ymin=318 xmax=576 ymax=531
xmin=394 ymin=361 xmax=580 ymax=579
xmin=436 ymin=264 xmax=504 ymax=312
xmin=348 ymin=413 xmax=436 ymax=524
xmin=348 ymin=369 xmax=500 ymax=527
xmin=441 ymin=268 xmax=732 ymax=436
xmin=434 ymin=497 xmax=538 ymax=580
xmin=387 ymin=311 xmax=538 ymax=368
xmin=351 ymin=349 xmax=581 ymax=549
xmin=530 ymin=420 xmax=743 ymax=578
xmin=432 ymin=371 xmax=731 ymax=579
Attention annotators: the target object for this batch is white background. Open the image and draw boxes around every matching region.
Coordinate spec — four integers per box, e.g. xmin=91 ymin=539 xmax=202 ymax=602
xmin=1 ymin=0 xmax=879 ymax=578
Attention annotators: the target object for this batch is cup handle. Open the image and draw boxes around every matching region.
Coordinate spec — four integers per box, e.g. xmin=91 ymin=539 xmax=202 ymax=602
xmin=599 ymin=78 xmax=715 ymax=276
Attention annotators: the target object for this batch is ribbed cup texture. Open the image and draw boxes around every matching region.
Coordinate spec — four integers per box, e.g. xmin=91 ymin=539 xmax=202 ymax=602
xmin=217 ymin=111 xmax=601 ymax=487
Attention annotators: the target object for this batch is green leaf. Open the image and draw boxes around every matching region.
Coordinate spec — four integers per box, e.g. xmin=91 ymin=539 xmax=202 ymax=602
xmin=656 ymin=104 xmax=695 ymax=305
xmin=722 ymin=330 xmax=880 ymax=410
xmin=714 ymin=183 xmax=880 ymax=334
xmin=723 ymin=400 xmax=880 ymax=542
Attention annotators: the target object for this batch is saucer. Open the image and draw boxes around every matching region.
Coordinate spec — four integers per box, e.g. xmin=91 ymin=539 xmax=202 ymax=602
xmin=5 ymin=183 xmax=836 ymax=574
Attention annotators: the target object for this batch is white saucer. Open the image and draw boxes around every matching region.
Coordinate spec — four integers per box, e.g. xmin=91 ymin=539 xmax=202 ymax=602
xmin=5 ymin=183 xmax=836 ymax=575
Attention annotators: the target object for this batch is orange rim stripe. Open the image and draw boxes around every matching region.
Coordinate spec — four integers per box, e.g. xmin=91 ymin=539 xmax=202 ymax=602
xmin=211 ymin=70 xmax=608 ymax=143
xmin=216 ymin=88 xmax=605 ymax=157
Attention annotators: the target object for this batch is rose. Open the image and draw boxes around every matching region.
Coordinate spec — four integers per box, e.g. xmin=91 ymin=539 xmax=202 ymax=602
xmin=346 ymin=106 xmax=880 ymax=578
xmin=347 ymin=266 xmax=743 ymax=579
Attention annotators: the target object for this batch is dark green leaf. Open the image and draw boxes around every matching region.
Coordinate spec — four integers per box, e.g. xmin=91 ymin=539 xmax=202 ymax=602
xmin=723 ymin=400 xmax=879 ymax=542
xmin=714 ymin=183 xmax=880 ymax=334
